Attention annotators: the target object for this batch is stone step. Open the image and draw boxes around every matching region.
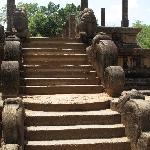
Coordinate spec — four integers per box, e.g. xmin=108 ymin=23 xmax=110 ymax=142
xmin=23 ymin=42 xmax=86 ymax=49
xmin=20 ymin=85 xmax=104 ymax=95
xmin=25 ymin=109 xmax=121 ymax=126
xmin=22 ymin=94 xmax=110 ymax=111
xmin=25 ymin=124 xmax=125 ymax=141
xmin=25 ymin=37 xmax=80 ymax=43
xmin=22 ymin=64 xmax=94 ymax=71
xmin=20 ymin=78 xmax=100 ymax=86
xmin=23 ymin=48 xmax=85 ymax=55
xmin=20 ymin=69 xmax=97 ymax=78
xmin=25 ymin=138 xmax=131 ymax=150
xmin=23 ymin=59 xmax=88 ymax=66
xmin=23 ymin=54 xmax=87 ymax=62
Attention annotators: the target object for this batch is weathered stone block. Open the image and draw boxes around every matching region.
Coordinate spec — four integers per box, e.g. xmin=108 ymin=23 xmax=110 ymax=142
xmin=2 ymin=98 xmax=24 ymax=146
xmin=1 ymin=61 xmax=20 ymax=98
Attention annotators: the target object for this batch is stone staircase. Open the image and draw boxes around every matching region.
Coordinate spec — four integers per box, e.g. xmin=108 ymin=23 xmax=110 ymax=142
xmin=20 ymin=37 xmax=103 ymax=95
xmin=21 ymin=38 xmax=131 ymax=150
xmin=23 ymin=94 xmax=130 ymax=150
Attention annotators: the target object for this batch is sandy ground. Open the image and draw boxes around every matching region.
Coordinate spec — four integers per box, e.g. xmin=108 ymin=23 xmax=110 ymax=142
xmin=22 ymin=93 xmax=111 ymax=104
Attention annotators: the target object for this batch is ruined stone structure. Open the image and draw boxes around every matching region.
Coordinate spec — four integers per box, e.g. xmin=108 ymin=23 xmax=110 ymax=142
xmin=0 ymin=0 xmax=150 ymax=149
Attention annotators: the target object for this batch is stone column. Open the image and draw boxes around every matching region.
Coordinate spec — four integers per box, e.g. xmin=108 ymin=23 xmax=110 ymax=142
xmin=7 ymin=0 xmax=16 ymax=32
xmin=0 ymin=25 xmax=5 ymax=62
xmin=0 ymin=25 xmax=5 ymax=45
xmin=101 ymin=8 xmax=105 ymax=26
xmin=69 ymin=15 xmax=76 ymax=39
xmin=121 ymin=0 xmax=129 ymax=27
xmin=81 ymin=0 xmax=88 ymax=11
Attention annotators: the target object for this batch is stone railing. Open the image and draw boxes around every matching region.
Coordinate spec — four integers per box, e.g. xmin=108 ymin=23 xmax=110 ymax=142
xmin=6 ymin=0 xmax=30 ymax=40
xmin=111 ymin=89 xmax=150 ymax=150
xmin=0 ymin=31 xmax=24 ymax=149
xmin=13 ymin=8 xmax=29 ymax=40
xmin=76 ymin=8 xmax=97 ymax=44
xmin=86 ymin=32 xmax=125 ymax=97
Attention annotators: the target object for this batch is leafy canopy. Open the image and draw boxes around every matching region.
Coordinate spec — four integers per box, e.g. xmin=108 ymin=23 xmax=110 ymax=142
xmin=133 ymin=20 xmax=150 ymax=48
xmin=0 ymin=2 xmax=80 ymax=37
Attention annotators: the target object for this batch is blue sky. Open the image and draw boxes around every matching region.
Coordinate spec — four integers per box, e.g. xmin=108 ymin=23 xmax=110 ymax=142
xmin=1 ymin=0 xmax=150 ymax=26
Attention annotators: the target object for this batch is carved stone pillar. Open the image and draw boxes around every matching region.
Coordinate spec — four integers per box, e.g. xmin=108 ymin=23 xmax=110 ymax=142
xmin=81 ymin=0 xmax=88 ymax=11
xmin=101 ymin=8 xmax=105 ymax=26
xmin=7 ymin=0 xmax=16 ymax=32
xmin=121 ymin=0 xmax=129 ymax=27
xmin=69 ymin=15 xmax=76 ymax=39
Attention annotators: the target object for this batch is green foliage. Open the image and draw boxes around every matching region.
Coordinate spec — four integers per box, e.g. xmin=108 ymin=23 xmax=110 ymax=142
xmin=17 ymin=2 xmax=38 ymax=17
xmin=16 ymin=2 xmax=61 ymax=37
xmin=133 ymin=20 xmax=150 ymax=48
xmin=17 ymin=2 xmax=80 ymax=37
xmin=0 ymin=5 xmax=7 ymax=25
xmin=0 ymin=2 xmax=80 ymax=37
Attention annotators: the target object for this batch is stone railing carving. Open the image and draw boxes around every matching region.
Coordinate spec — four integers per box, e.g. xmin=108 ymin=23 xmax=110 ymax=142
xmin=86 ymin=33 xmax=117 ymax=79
xmin=77 ymin=8 xmax=97 ymax=44
xmin=0 ymin=29 xmax=24 ymax=149
xmin=6 ymin=0 xmax=29 ymax=40
xmin=86 ymin=32 xmax=125 ymax=97
xmin=111 ymin=89 xmax=150 ymax=150
xmin=2 ymin=98 xmax=25 ymax=150
xmin=13 ymin=8 xmax=29 ymax=40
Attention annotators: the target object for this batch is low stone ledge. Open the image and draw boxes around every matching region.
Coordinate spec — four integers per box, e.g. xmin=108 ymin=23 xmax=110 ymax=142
xmin=97 ymin=26 xmax=141 ymax=34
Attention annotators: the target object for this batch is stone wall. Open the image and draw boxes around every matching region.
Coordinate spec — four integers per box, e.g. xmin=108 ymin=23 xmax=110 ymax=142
xmin=97 ymin=26 xmax=150 ymax=69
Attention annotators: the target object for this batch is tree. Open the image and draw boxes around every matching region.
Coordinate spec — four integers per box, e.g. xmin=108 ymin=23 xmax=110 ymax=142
xmin=17 ymin=2 xmax=39 ymax=19
xmin=0 ymin=5 xmax=7 ymax=25
xmin=0 ymin=2 xmax=80 ymax=37
xmin=17 ymin=2 xmax=61 ymax=37
xmin=133 ymin=20 xmax=150 ymax=48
